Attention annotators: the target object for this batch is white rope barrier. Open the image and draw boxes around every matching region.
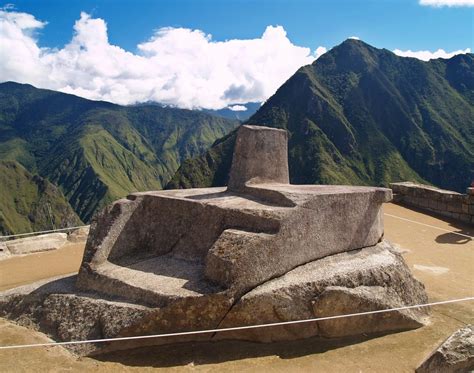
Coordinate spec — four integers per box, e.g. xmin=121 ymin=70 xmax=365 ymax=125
xmin=384 ymin=214 xmax=473 ymax=239
xmin=0 ymin=226 xmax=89 ymax=240
xmin=0 ymin=297 xmax=472 ymax=350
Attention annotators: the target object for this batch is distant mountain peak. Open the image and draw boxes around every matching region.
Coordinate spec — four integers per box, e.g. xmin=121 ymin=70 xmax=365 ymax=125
xmin=313 ymin=38 xmax=384 ymax=73
xmin=170 ymin=41 xmax=474 ymax=193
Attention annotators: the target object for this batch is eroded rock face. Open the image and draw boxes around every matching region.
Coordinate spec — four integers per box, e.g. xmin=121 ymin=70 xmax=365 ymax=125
xmin=0 ymin=276 xmax=152 ymax=355
xmin=312 ymin=286 xmax=424 ymax=338
xmin=416 ymin=325 xmax=474 ymax=373
xmin=0 ymin=125 xmax=429 ymax=356
xmin=214 ymin=241 xmax=428 ymax=343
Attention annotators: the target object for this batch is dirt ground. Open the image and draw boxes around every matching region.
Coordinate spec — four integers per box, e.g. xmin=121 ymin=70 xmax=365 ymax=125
xmin=0 ymin=242 xmax=85 ymax=291
xmin=0 ymin=203 xmax=472 ymax=372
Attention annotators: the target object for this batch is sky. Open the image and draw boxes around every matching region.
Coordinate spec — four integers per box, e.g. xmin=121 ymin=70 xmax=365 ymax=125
xmin=0 ymin=0 xmax=473 ymax=109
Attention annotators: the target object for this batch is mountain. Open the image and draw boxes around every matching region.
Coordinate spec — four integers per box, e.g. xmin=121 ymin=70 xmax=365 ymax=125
xmin=168 ymin=39 xmax=474 ymax=193
xmin=0 ymin=161 xmax=82 ymax=235
xmin=0 ymin=82 xmax=239 ymax=225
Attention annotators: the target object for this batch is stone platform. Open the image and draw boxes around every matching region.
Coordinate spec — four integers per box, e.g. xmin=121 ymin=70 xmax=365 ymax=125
xmin=77 ymin=183 xmax=391 ymax=305
xmin=0 ymin=125 xmax=429 ymax=356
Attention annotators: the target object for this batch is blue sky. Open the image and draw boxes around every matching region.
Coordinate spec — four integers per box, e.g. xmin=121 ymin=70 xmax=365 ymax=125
xmin=7 ymin=0 xmax=473 ymax=52
xmin=1 ymin=0 xmax=473 ymax=108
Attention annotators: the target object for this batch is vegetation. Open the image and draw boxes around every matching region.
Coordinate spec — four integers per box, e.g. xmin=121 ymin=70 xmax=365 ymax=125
xmin=0 ymin=161 xmax=82 ymax=235
xmin=168 ymin=39 xmax=474 ymax=193
xmin=0 ymin=82 xmax=238 ymax=229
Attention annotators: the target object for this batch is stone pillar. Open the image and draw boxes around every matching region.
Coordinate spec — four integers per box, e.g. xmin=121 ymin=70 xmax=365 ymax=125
xmin=228 ymin=125 xmax=289 ymax=191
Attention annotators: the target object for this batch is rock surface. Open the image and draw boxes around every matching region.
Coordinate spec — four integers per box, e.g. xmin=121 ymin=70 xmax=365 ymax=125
xmin=0 ymin=241 xmax=428 ymax=356
xmin=416 ymin=325 xmax=474 ymax=373
xmin=67 ymin=226 xmax=90 ymax=243
xmin=0 ymin=241 xmax=10 ymax=259
xmin=4 ymin=233 xmax=67 ymax=255
xmin=0 ymin=125 xmax=429 ymax=356
xmin=76 ymin=126 xmax=392 ymax=301
xmin=215 ymin=241 xmax=428 ymax=342
xmin=228 ymin=125 xmax=289 ymax=191
xmin=0 ymin=275 xmax=153 ymax=355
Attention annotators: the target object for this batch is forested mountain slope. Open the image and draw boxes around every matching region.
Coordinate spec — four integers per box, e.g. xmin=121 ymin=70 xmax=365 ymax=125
xmin=168 ymin=39 xmax=474 ymax=193
xmin=0 ymin=82 xmax=238 ymax=226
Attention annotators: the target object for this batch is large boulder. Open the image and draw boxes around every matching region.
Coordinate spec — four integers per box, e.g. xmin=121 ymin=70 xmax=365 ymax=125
xmin=416 ymin=325 xmax=474 ymax=373
xmin=0 ymin=241 xmax=428 ymax=356
xmin=0 ymin=125 xmax=429 ymax=356
xmin=215 ymin=241 xmax=428 ymax=342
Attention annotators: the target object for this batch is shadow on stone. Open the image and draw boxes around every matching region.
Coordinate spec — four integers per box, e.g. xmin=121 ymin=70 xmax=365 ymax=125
xmin=94 ymin=330 xmax=409 ymax=368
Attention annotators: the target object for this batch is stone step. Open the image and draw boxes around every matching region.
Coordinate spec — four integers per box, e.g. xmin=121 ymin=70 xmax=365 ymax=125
xmin=79 ymin=254 xmax=222 ymax=307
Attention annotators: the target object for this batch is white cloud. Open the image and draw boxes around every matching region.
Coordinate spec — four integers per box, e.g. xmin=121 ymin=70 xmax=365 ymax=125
xmin=0 ymin=9 xmax=49 ymax=84
xmin=315 ymin=46 xmax=327 ymax=59
xmin=393 ymin=47 xmax=471 ymax=61
xmin=228 ymin=105 xmax=247 ymax=111
xmin=0 ymin=10 xmax=327 ymax=109
xmin=419 ymin=0 xmax=474 ymax=7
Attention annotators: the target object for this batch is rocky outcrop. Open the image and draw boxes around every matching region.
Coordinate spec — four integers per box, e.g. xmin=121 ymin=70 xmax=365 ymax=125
xmin=0 ymin=276 xmax=153 ymax=355
xmin=416 ymin=325 xmax=474 ymax=373
xmin=0 ymin=241 xmax=428 ymax=356
xmin=215 ymin=241 xmax=428 ymax=342
xmin=0 ymin=125 xmax=429 ymax=356
xmin=67 ymin=226 xmax=90 ymax=243
xmin=3 ymin=233 xmax=67 ymax=255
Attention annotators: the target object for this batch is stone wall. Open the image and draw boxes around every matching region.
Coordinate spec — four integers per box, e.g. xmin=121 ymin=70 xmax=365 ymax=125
xmin=390 ymin=182 xmax=474 ymax=225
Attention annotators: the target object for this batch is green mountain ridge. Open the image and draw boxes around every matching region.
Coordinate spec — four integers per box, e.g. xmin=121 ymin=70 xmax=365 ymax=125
xmin=0 ymin=82 xmax=239 ymax=230
xmin=168 ymin=39 xmax=474 ymax=193
xmin=0 ymin=161 xmax=82 ymax=235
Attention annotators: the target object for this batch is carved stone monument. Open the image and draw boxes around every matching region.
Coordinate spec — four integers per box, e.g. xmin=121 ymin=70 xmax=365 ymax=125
xmin=0 ymin=125 xmax=429 ymax=356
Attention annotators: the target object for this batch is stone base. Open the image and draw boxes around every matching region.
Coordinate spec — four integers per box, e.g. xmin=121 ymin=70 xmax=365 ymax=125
xmin=0 ymin=241 xmax=429 ymax=356
xmin=77 ymin=183 xmax=391 ymax=302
